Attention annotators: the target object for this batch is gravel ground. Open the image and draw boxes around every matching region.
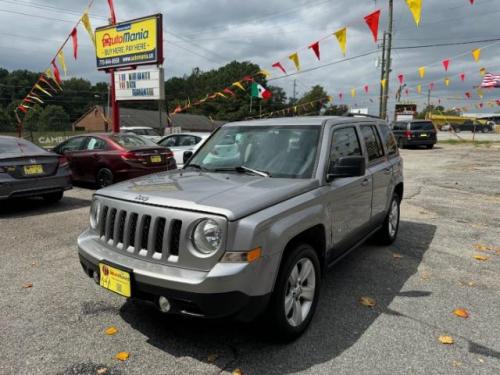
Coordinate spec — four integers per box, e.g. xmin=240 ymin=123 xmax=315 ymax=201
xmin=1 ymin=143 xmax=499 ymax=375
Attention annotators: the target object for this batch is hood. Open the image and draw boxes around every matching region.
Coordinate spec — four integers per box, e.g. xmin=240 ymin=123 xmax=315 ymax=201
xmin=96 ymin=171 xmax=319 ymax=221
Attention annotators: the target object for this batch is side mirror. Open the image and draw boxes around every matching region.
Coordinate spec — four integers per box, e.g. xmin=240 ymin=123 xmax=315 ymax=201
xmin=327 ymin=156 xmax=366 ymax=182
xmin=183 ymin=151 xmax=194 ymax=164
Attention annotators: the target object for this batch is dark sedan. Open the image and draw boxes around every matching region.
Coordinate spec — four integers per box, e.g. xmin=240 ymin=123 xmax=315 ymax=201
xmin=0 ymin=136 xmax=72 ymax=202
xmin=452 ymin=120 xmax=494 ymax=133
xmin=53 ymin=133 xmax=177 ymax=188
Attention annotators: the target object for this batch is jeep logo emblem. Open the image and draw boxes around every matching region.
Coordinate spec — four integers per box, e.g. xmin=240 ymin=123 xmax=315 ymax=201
xmin=134 ymin=195 xmax=149 ymax=202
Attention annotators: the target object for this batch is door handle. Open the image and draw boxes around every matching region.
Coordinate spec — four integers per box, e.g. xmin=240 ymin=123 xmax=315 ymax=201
xmin=361 ymin=178 xmax=369 ymax=187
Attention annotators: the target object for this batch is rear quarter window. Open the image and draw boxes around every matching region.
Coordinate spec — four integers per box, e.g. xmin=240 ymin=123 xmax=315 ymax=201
xmin=411 ymin=122 xmax=435 ymax=131
xmin=378 ymin=125 xmax=398 ymax=156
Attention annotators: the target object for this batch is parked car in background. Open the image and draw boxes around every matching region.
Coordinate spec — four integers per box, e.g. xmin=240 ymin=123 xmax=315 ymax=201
xmin=157 ymin=132 xmax=210 ymax=167
xmin=392 ymin=120 xmax=437 ymax=149
xmin=121 ymin=126 xmax=162 ymax=142
xmin=451 ymin=120 xmax=493 ymax=133
xmin=77 ymin=116 xmax=403 ymax=340
xmin=53 ymin=134 xmax=176 ymax=188
xmin=0 ymin=136 xmax=72 ymax=202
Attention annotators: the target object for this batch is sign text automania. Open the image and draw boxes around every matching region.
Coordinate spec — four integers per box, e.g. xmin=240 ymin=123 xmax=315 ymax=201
xmin=102 ymin=29 xmax=150 ymax=48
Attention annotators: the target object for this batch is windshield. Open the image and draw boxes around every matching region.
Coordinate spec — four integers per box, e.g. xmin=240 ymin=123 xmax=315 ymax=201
xmin=410 ymin=122 xmax=434 ymax=131
xmin=0 ymin=137 xmax=47 ymax=155
xmin=187 ymin=126 xmax=321 ymax=179
xmin=110 ymin=134 xmax=158 ymax=149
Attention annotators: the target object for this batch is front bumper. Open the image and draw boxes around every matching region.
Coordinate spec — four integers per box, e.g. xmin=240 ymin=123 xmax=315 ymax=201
xmin=78 ymin=231 xmax=273 ymax=320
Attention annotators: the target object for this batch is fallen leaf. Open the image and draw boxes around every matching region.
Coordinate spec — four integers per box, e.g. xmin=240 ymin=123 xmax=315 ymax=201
xmin=452 ymin=361 xmax=462 ymax=368
xmin=232 ymin=369 xmax=243 ymax=375
xmin=392 ymin=253 xmax=403 ymax=260
xmin=420 ymin=271 xmax=430 ymax=280
xmin=453 ymin=308 xmax=470 ymax=319
xmin=468 ymin=281 xmax=476 ymax=287
xmin=359 ymin=296 xmax=376 ymax=308
xmin=478 ymin=358 xmax=485 ymax=363
xmin=474 ymin=243 xmax=492 ymax=252
xmin=473 ymin=255 xmax=489 ymax=261
xmin=31 ymin=261 xmax=37 ymax=267
xmin=207 ymin=354 xmax=218 ymax=363
xmin=115 ymin=352 xmax=129 ymax=361
xmin=439 ymin=335 xmax=454 ymax=345
xmin=97 ymin=368 xmax=108 ymax=375
xmin=22 ymin=282 xmax=33 ymax=289
xmin=105 ymin=326 xmax=118 ymax=336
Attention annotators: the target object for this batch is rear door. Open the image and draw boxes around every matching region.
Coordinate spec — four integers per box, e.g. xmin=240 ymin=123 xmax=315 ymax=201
xmin=327 ymin=125 xmax=373 ymax=258
xmin=80 ymin=136 xmax=109 ymax=181
xmin=56 ymin=137 xmax=87 ymax=180
xmin=360 ymin=124 xmax=392 ymax=225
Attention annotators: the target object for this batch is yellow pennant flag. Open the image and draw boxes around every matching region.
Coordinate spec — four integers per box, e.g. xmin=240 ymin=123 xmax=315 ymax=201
xmin=488 ymin=101 xmax=494 ymax=108
xmin=258 ymin=69 xmax=271 ymax=78
xmin=334 ymin=27 xmax=347 ymax=56
xmin=35 ymin=83 xmax=52 ymax=97
xmin=81 ymin=11 xmax=96 ymax=48
xmin=480 ymin=67 xmax=486 ymax=76
xmin=45 ymin=68 xmax=53 ymax=80
xmin=294 ymin=106 xmax=298 ymax=113
xmin=327 ymin=96 xmax=333 ymax=103
xmin=232 ymin=82 xmax=245 ymax=91
xmin=417 ymin=84 xmax=422 ymax=94
xmin=351 ymin=88 xmax=356 ymax=97
xmin=216 ymin=92 xmax=226 ymax=98
xmin=381 ymin=79 xmax=386 ymax=89
xmin=477 ymin=88 xmax=484 ymax=98
xmin=288 ymin=52 xmax=301 ymax=71
xmin=472 ymin=48 xmax=481 ymax=63
xmin=58 ymin=51 xmax=67 ymax=76
xmin=405 ymin=0 xmax=422 ymax=27
xmin=418 ymin=67 xmax=425 ymax=79
xmin=444 ymin=78 xmax=450 ymax=86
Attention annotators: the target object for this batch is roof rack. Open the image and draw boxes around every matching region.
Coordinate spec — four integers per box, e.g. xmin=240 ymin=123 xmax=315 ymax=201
xmin=343 ymin=112 xmax=383 ymax=120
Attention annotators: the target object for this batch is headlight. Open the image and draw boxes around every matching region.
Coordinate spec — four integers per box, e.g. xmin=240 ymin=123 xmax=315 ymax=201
xmin=192 ymin=219 xmax=222 ymax=255
xmin=89 ymin=199 xmax=101 ymax=230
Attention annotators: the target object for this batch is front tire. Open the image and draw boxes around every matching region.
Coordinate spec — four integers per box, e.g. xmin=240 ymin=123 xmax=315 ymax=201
xmin=267 ymin=243 xmax=321 ymax=341
xmin=375 ymin=193 xmax=400 ymax=245
xmin=96 ymin=168 xmax=114 ymax=189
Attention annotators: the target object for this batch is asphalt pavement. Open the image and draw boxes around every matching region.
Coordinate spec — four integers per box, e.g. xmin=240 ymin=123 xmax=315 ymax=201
xmin=1 ymin=143 xmax=499 ymax=375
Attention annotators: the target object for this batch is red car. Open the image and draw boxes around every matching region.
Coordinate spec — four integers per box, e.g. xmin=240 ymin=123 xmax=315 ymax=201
xmin=53 ymin=133 xmax=176 ymax=188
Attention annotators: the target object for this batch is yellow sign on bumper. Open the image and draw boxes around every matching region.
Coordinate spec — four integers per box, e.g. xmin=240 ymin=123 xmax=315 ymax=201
xmin=99 ymin=263 xmax=131 ymax=297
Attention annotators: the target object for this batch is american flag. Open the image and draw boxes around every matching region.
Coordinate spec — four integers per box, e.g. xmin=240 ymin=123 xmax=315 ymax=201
xmin=480 ymin=73 xmax=500 ymax=88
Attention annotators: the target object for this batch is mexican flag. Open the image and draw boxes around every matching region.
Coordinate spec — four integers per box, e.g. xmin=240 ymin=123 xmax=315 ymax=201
xmin=251 ymin=82 xmax=272 ymax=100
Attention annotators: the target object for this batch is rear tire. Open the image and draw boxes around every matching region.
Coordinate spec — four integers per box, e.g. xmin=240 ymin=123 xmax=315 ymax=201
xmin=42 ymin=191 xmax=63 ymax=203
xmin=266 ymin=243 xmax=321 ymax=342
xmin=375 ymin=193 xmax=400 ymax=245
xmin=96 ymin=168 xmax=114 ymax=189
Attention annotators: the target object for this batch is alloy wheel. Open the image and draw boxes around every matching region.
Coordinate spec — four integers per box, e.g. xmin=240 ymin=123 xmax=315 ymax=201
xmin=284 ymin=258 xmax=316 ymax=327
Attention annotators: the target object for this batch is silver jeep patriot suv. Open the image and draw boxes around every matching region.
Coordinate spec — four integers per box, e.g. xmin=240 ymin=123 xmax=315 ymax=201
xmin=78 ymin=116 xmax=403 ymax=340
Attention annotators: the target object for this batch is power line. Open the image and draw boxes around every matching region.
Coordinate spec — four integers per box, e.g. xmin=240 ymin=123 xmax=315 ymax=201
xmin=0 ymin=9 xmax=76 ymax=23
xmin=393 ymin=37 xmax=500 ymax=50
xmin=0 ymin=0 xmax=107 ymax=20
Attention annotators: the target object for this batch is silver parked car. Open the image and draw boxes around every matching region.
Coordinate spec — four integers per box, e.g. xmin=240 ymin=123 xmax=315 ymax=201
xmin=0 ymin=136 xmax=72 ymax=202
xmin=157 ymin=132 xmax=210 ymax=168
xmin=78 ymin=116 xmax=403 ymax=340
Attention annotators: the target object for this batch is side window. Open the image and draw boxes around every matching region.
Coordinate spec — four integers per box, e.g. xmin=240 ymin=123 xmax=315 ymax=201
xmin=179 ymin=135 xmax=198 ymax=146
xmin=330 ymin=127 xmax=362 ymax=163
xmin=60 ymin=137 xmax=85 ymax=153
xmin=360 ymin=126 xmax=384 ymax=162
xmin=160 ymin=136 xmax=177 ymax=147
xmin=86 ymin=137 xmax=107 ymax=151
xmin=378 ymin=124 xmax=398 ymax=156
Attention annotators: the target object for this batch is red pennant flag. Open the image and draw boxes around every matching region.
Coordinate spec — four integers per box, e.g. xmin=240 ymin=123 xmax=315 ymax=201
xmin=272 ymin=62 xmax=287 ymax=74
xmin=460 ymin=73 xmax=466 ymax=82
xmin=39 ymin=77 xmax=57 ymax=93
xmin=364 ymin=85 xmax=369 ymax=94
xmin=107 ymin=0 xmax=117 ymax=24
xmin=496 ymin=100 xmax=500 ymax=106
xmin=223 ymin=88 xmax=236 ymax=97
xmin=51 ymin=60 xmax=62 ymax=85
xmin=17 ymin=105 xmax=28 ymax=113
xmin=442 ymin=59 xmax=450 ymax=71
xmin=23 ymin=98 xmax=35 ymax=104
xmin=364 ymin=10 xmax=381 ymax=43
xmin=398 ymin=74 xmax=404 ymax=85
xmin=308 ymin=41 xmax=321 ymax=60
xmin=429 ymin=82 xmax=435 ymax=91
xmin=70 ymin=28 xmax=78 ymax=60
xmin=339 ymin=92 xmax=343 ymax=101
xmin=405 ymin=88 xmax=409 ymax=96
xmin=465 ymin=92 xmax=471 ymax=99
xmin=470 ymin=0 xmax=474 ymax=4
xmin=479 ymin=102 xmax=484 ymax=108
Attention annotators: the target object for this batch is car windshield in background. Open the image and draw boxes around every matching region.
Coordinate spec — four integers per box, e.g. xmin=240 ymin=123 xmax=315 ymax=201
xmin=129 ymin=129 xmax=158 ymax=136
xmin=110 ymin=134 xmax=158 ymax=148
xmin=187 ymin=126 xmax=321 ymax=179
xmin=0 ymin=138 xmax=46 ymax=156
xmin=411 ymin=122 xmax=434 ymax=131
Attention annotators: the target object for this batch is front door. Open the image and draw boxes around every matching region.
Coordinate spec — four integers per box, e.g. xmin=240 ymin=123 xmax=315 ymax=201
xmin=326 ymin=126 xmax=373 ymax=260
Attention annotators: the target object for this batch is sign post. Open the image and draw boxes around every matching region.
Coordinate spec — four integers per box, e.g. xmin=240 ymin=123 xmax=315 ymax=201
xmin=95 ymin=14 xmax=163 ymax=133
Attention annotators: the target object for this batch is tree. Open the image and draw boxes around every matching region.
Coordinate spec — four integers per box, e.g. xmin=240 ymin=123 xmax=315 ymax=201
xmin=39 ymin=105 xmax=70 ymax=131
xmin=296 ymin=85 xmax=329 ymax=116
xmin=23 ymin=105 xmax=43 ymax=132
xmin=323 ymin=105 xmax=349 ymax=116
xmin=0 ymin=105 xmax=11 ymax=131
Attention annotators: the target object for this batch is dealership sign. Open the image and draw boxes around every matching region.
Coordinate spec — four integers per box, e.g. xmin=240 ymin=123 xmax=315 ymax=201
xmin=95 ymin=14 xmax=163 ymax=70
xmin=114 ymin=68 xmax=165 ymax=101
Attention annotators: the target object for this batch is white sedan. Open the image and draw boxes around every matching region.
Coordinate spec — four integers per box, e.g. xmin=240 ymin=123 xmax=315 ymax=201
xmin=157 ymin=132 xmax=210 ymax=167
xmin=121 ymin=126 xmax=163 ymax=143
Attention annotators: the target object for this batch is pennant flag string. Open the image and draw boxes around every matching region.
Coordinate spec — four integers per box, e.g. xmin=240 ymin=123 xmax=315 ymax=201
xmin=272 ymin=62 xmax=287 ymax=74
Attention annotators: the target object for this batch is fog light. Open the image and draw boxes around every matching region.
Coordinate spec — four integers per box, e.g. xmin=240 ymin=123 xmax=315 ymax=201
xmin=158 ymin=296 xmax=171 ymax=313
xmin=92 ymin=270 xmax=99 ymax=284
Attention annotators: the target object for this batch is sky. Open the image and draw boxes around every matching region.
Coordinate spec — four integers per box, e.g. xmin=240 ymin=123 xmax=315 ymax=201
xmin=1 ymin=0 xmax=500 ymax=116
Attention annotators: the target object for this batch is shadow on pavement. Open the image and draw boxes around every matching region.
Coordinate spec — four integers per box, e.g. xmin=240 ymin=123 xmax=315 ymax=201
xmin=119 ymin=220 xmax=436 ymax=374
xmin=0 ymin=196 xmax=90 ymax=219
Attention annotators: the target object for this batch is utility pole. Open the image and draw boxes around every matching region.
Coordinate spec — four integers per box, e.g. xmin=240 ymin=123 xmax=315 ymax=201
xmin=292 ymin=79 xmax=297 ymax=103
xmin=427 ymin=88 xmax=431 ymax=108
xmin=381 ymin=0 xmax=394 ymax=121
xmin=378 ymin=32 xmax=387 ymax=118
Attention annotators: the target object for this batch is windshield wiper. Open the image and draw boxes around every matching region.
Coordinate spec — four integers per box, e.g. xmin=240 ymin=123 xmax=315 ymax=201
xmin=214 ymin=166 xmax=271 ymax=177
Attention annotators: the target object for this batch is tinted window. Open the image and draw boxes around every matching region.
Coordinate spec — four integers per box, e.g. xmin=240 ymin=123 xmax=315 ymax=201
xmin=378 ymin=124 xmax=398 ymax=156
xmin=179 ymin=135 xmax=200 ymax=146
xmin=110 ymin=134 xmax=157 ymax=149
xmin=394 ymin=122 xmax=408 ymax=130
xmin=59 ymin=137 xmax=86 ymax=153
xmin=330 ymin=127 xmax=361 ymax=162
xmin=86 ymin=137 xmax=107 ymax=151
xmin=360 ymin=126 xmax=384 ymax=162
xmin=0 ymin=137 xmax=46 ymax=155
xmin=159 ymin=136 xmax=177 ymax=147
xmin=410 ymin=122 xmax=434 ymax=131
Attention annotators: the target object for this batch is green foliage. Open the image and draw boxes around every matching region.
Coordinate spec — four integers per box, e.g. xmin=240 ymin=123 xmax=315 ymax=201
xmin=323 ymin=105 xmax=349 ymax=116
xmin=296 ymin=85 xmax=328 ymax=115
xmin=415 ymin=104 xmax=459 ymax=119
xmin=0 ymin=105 xmax=11 ymax=131
xmin=39 ymin=105 xmax=70 ymax=131
xmin=23 ymin=105 xmax=43 ymax=131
